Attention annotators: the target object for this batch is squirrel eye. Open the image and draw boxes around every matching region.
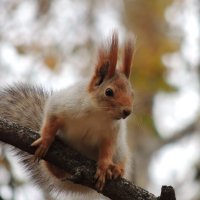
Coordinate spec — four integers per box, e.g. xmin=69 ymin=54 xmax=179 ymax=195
xmin=105 ymin=88 xmax=114 ymax=97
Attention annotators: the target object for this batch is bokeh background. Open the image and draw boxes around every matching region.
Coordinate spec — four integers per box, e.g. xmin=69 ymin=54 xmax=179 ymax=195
xmin=0 ymin=0 xmax=199 ymax=200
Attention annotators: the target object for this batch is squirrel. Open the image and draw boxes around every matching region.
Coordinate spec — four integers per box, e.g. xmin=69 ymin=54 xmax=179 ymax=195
xmin=0 ymin=32 xmax=134 ymax=199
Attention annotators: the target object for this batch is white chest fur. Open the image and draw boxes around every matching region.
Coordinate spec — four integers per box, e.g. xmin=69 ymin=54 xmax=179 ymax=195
xmin=46 ymin=81 xmax=120 ymax=160
xmin=59 ymin=113 xmax=118 ymax=160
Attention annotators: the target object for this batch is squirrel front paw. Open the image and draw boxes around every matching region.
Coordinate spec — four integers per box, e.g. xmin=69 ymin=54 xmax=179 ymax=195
xmin=95 ymin=162 xmax=112 ymax=191
xmin=110 ymin=163 xmax=124 ymax=179
xmin=95 ymin=162 xmax=124 ymax=191
xmin=31 ymin=137 xmax=50 ymax=160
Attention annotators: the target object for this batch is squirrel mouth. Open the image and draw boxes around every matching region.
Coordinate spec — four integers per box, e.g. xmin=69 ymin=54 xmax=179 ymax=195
xmin=111 ymin=112 xmax=129 ymax=120
xmin=113 ymin=115 xmax=123 ymax=120
xmin=114 ymin=113 xmax=130 ymax=120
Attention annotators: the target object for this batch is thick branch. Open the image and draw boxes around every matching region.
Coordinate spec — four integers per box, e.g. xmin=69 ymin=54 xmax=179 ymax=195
xmin=0 ymin=118 xmax=175 ymax=200
xmin=158 ymin=186 xmax=176 ymax=200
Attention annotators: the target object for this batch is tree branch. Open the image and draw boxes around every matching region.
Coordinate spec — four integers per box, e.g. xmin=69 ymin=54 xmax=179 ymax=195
xmin=0 ymin=118 xmax=176 ymax=200
xmin=158 ymin=186 xmax=176 ymax=200
xmin=159 ymin=119 xmax=200 ymax=147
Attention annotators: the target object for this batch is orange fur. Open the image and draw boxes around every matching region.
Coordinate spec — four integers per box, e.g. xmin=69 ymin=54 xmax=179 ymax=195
xmin=116 ymin=92 xmax=132 ymax=108
xmin=98 ymin=137 xmax=115 ymax=167
xmin=88 ymin=32 xmax=118 ymax=92
xmin=41 ymin=116 xmax=63 ymax=145
xmin=107 ymin=31 xmax=118 ymax=78
xmin=87 ymin=48 xmax=108 ymax=92
xmin=32 ymin=116 xmax=64 ymax=158
xmin=121 ymin=38 xmax=134 ymax=78
xmin=95 ymin=137 xmax=127 ymax=190
xmin=112 ymin=74 xmax=133 ymax=107
xmin=95 ymin=137 xmax=116 ymax=191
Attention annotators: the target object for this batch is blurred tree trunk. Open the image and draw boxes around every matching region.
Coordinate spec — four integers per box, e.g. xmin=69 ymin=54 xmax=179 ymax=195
xmin=122 ymin=0 xmax=180 ymax=187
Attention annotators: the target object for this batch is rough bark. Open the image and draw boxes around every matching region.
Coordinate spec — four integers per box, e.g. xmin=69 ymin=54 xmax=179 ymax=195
xmin=158 ymin=186 xmax=176 ymax=200
xmin=0 ymin=118 xmax=176 ymax=200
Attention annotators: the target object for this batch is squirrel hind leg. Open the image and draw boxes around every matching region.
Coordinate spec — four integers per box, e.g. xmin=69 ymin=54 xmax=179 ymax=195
xmin=44 ymin=161 xmax=70 ymax=179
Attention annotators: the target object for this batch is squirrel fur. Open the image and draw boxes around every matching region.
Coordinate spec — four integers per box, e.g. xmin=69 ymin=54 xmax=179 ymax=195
xmin=0 ymin=32 xmax=134 ymax=200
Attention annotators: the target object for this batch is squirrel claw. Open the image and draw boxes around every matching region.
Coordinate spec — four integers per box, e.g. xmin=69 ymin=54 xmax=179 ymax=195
xmin=31 ymin=137 xmax=43 ymax=147
xmin=31 ymin=137 xmax=49 ymax=160
xmin=106 ymin=168 xmax=112 ymax=180
xmin=33 ymin=155 xmax=41 ymax=163
xmin=95 ymin=164 xmax=113 ymax=191
xmin=110 ymin=164 xmax=124 ymax=179
xmin=34 ymin=144 xmax=48 ymax=158
xmin=95 ymin=163 xmax=124 ymax=191
xmin=95 ymin=169 xmax=106 ymax=192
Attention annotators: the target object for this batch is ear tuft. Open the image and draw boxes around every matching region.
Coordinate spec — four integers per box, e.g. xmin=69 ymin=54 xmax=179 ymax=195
xmin=121 ymin=37 xmax=135 ymax=78
xmin=107 ymin=31 xmax=118 ymax=78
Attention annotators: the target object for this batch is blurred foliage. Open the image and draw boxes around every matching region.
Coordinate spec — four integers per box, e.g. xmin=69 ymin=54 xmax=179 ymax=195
xmin=0 ymin=147 xmax=26 ymax=200
xmin=123 ymin=0 xmax=180 ymax=136
xmin=125 ymin=0 xmax=179 ymax=92
xmin=43 ymin=50 xmax=60 ymax=70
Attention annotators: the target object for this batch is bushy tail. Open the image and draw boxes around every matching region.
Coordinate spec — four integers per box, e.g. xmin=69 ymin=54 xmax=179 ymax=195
xmin=0 ymin=83 xmax=50 ymax=131
xmin=0 ymin=84 xmax=55 ymax=192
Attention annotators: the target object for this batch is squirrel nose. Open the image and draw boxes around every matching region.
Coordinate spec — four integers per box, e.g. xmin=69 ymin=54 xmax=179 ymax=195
xmin=122 ymin=109 xmax=131 ymax=119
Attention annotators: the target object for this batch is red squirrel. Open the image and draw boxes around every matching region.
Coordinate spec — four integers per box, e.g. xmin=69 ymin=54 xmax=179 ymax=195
xmin=0 ymin=32 xmax=134 ymax=199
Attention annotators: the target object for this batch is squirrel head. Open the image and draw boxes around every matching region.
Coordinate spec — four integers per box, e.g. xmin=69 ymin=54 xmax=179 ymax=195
xmin=88 ymin=32 xmax=135 ymax=120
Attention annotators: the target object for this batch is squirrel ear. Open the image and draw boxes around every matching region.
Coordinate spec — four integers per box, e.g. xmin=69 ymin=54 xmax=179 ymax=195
xmin=92 ymin=46 xmax=109 ymax=86
xmin=88 ymin=48 xmax=109 ymax=91
xmin=94 ymin=61 xmax=109 ymax=86
xmin=88 ymin=32 xmax=118 ymax=91
xmin=120 ymin=38 xmax=135 ymax=79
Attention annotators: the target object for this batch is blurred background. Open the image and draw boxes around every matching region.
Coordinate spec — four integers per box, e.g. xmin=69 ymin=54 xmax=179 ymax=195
xmin=0 ymin=0 xmax=199 ymax=199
